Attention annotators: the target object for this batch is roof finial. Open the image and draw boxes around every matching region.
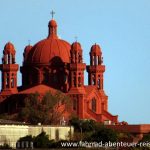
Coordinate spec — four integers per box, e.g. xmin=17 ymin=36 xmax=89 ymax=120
xmin=28 ymin=40 xmax=31 ymax=45
xmin=50 ymin=10 xmax=55 ymax=19
xmin=75 ymin=36 xmax=78 ymax=42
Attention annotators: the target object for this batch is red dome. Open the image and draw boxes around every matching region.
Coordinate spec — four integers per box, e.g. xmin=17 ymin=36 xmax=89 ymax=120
xmin=4 ymin=42 xmax=15 ymax=54
xmin=48 ymin=19 xmax=57 ymax=27
xmin=24 ymin=45 xmax=32 ymax=61
xmin=25 ymin=19 xmax=71 ymax=64
xmin=91 ymin=44 xmax=102 ymax=55
xmin=26 ymin=38 xmax=71 ymax=64
xmin=24 ymin=45 xmax=32 ymax=53
xmin=71 ymin=42 xmax=82 ymax=51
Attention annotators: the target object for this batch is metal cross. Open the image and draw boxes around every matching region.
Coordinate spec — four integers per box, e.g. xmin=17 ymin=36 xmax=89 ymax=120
xmin=50 ymin=10 xmax=55 ymax=19
xmin=75 ymin=36 xmax=78 ymax=42
xmin=28 ymin=40 xmax=31 ymax=45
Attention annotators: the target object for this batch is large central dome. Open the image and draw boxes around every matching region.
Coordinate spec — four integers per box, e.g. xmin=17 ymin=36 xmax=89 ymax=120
xmin=25 ymin=19 xmax=71 ymax=64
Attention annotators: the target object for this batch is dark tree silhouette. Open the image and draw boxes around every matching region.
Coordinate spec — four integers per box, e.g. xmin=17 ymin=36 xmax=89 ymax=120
xmin=18 ymin=91 xmax=71 ymax=125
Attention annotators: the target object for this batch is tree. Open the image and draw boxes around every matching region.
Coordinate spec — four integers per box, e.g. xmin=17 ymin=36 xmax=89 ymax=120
xmin=140 ymin=133 xmax=150 ymax=142
xmin=69 ymin=117 xmax=118 ymax=142
xmin=136 ymin=133 xmax=150 ymax=150
xmin=18 ymin=91 xmax=71 ymax=125
xmin=34 ymin=131 xmax=50 ymax=148
xmin=18 ymin=132 xmax=50 ymax=149
xmin=0 ymin=143 xmax=12 ymax=149
xmin=88 ymin=126 xmax=118 ymax=142
xmin=69 ymin=116 xmax=99 ymax=132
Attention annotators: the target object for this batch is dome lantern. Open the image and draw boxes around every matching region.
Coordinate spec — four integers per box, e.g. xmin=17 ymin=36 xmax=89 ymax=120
xmin=2 ymin=42 xmax=16 ymax=64
xmin=4 ymin=42 xmax=16 ymax=55
xmin=70 ymin=41 xmax=83 ymax=63
xmin=48 ymin=11 xmax=58 ymax=39
xmin=90 ymin=43 xmax=103 ymax=66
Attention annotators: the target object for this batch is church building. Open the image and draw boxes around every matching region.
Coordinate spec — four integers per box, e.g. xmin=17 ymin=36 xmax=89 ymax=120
xmin=0 ymin=14 xmax=118 ymax=124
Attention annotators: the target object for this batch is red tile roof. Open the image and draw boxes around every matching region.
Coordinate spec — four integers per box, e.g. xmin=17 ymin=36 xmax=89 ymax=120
xmin=19 ymin=84 xmax=58 ymax=94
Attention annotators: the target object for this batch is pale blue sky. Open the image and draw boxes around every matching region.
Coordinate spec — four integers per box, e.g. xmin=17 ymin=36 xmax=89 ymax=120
xmin=0 ymin=0 xmax=150 ymax=124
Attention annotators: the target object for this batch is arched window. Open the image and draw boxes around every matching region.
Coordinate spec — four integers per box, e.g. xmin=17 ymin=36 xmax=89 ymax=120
xmin=98 ymin=79 xmax=100 ymax=89
xmin=53 ymin=74 xmax=58 ymax=83
xmin=11 ymin=73 xmax=14 ymax=88
xmin=94 ymin=56 xmax=97 ymax=65
xmin=64 ymin=74 xmax=67 ymax=83
xmin=92 ymin=55 xmax=94 ymax=65
xmin=73 ymin=77 xmax=76 ymax=87
xmin=73 ymin=99 xmax=77 ymax=111
xmin=42 ymin=69 xmax=49 ymax=84
xmin=71 ymin=52 xmax=75 ymax=63
xmin=6 ymin=73 xmax=9 ymax=88
xmin=98 ymin=56 xmax=101 ymax=65
xmin=91 ymin=98 xmax=96 ymax=112
xmin=78 ymin=52 xmax=82 ymax=63
xmin=78 ymin=77 xmax=81 ymax=87
xmin=92 ymin=74 xmax=95 ymax=85
xmin=78 ymin=73 xmax=82 ymax=87
xmin=12 ymin=54 xmax=15 ymax=64
xmin=6 ymin=54 xmax=9 ymax=64
xmin=9 ymin=54 xmax=12 ymax=64
xmin=97 ymin=56 xmax=99 ymax=65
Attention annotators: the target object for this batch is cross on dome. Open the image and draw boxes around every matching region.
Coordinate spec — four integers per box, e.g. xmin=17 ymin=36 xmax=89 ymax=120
xmin=28 ymin=40 xmax=31 ymax=45
xmin=75 ymin=36 xmax=78 ymax=42
xmin=50 ymin=10 xmax=55 ymax=19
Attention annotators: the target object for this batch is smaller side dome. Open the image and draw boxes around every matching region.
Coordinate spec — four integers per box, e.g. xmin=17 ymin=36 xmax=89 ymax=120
xmin=48 ymin=19 xmax=57 ymax=28
xmin=90 ymin=44 xmax=103 ymax=66
xmin=71 ymin=42 xmax=82 ymax=51
xmin=90 ymin=43 xmax=102 ymax=55
xmin=70 ymin=42 xmax=83 ymax=63
xmin=23 ymin=45 xmax=32 ymax=61
xmin=24 ymin=45 xmax=32 ymax=54
xmin=4 ymin=42 xmax=15 ymax=54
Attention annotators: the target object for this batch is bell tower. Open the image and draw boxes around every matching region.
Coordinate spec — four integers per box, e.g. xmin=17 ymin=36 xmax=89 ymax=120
xmin=69 ymin=41 xmax=86 ymax=119
xmin=87 ymin=44 xmax=105 ymax=90
xmin=0 ymin=42 xmax=19 ymax=100
xmin=70 ymin=41 xmax=86 ymax=89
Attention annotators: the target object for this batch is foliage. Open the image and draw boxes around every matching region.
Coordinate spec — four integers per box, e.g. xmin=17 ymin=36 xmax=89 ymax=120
xmin=34 ymin=131 xmax=50 ymax=148
xmin=88 ymin=126 xmax=118 ymax=142
xmin=140 ymin=133 xmax=150 ymax=142
xmin=18 ymin=132 xmax=71 ymax=149
xmin=18 ymin=132 xmax=50 ymax=148
xmin=18 ymin=91 xmax=71 ymax=125
xmin=18 ymin=135 xmax=33 ymax=142
xmin=135 ymin=133 xmax=150 ymax=150
xmin=0 ymin=143 xmax=12 ymax=149
xmin=117 ymin=132 xmax=131 ymax=139
xmin=69 ymin=117 xmax=118 ymax=142
xmin=0 ymin=113 xmax=18 ymax=120
xmin=69 ymin=116 xmax=98 ymax=132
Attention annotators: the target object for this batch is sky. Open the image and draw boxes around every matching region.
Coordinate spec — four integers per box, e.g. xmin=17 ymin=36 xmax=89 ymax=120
xmin=0 ymin=0 xmax=150 ymax=124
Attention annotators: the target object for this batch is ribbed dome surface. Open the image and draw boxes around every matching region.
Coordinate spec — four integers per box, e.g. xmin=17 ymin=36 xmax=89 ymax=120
xmin=71 ymin=42 xmax=82 ymax=51
xmin=24 ymin=45 xmax=32 ymax=61
xmin=24 ymin=45 xmax=32 ymax=54
xmin=4 ymin=42 xmax=16 ymax=54
xmin=91 ymin=44 xmax=102 ymax=54
xmin=26 ymin=38 xmax=71 ymax=64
